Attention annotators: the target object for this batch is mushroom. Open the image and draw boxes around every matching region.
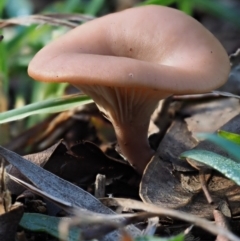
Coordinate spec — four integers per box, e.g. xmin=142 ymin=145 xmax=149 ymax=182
xmin=28 ymin=5 xmax=230 ymax=174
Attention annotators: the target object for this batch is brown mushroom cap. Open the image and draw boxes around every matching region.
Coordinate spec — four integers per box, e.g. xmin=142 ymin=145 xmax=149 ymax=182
xmin=28 ymin=5 xmax=230 ymax=173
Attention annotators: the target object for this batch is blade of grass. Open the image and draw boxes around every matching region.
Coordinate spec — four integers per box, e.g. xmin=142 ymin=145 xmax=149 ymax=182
xmin=193 ymin=0 xmax=240 ymax=27
xmin=27 ymin=82 xmax=69 ymax=127
xmin=141 ymin=0 xmax=176 ymax=6
xmin=0 ymin=35 xmax=8 ymax=93
xmin=20 ymin=213 xmax=81 ymax=241
xmin=0 ymin=93 xmax=93 ymax=124
xmin=218 ymin=130 xmax=240 ymax=145
xmin=177 ymin=0 xmax=193 ymax=15
xmin=197 ymin=133 xmax=240 ymax=163
xmin=135 ymin=234 xmax=184 ymax=241
xmin=85 ymin=0 xmax=105 ymax=15
xmin=180 ymin=149 xmax=240 ymax=185
xmin=0 ymin=0 xmax=6 ymax=16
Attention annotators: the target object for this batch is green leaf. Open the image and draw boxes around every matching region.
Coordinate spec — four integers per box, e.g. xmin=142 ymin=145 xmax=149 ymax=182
xmin=192 ymin=0 xmax=240 ymax=28
xmin=85 ymin=0 xmax=105 ymax=15
xmin=31 ymin=82 xmax=68 ymax=103
xmin=197 ymin=133 xmax=240 ymax=163
xmin=218 ymin=130 xmax=240 ymax=145
xmin=180 ymin=150 xmax=240 ymax=185
xmin=177 ymin=0 xmax=193 ymax=15
xmin=20 ymin=213 xmax=81 ymax=240
xmin=5 ymin=0 xmax=33 ymax=17
xmin=0 ymin=35 xmax=8 ymax=94
xmin=0 ymin=94 xmax=93 ymax=124
xmin=20 ymin=213 xmax=184 ymax=241
xmin=141 ymin=0 xmax=177 ymax=6
xmin=27 ymin=82 xmax=69 ymax=127
xmin=135 ymin=233 xmax=184 ymax=241
xmin=0 ymin=0 xmax=7 ymax=16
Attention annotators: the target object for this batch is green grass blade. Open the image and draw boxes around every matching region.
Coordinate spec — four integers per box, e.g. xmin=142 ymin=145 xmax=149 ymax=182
xmin=0 ymin=0 xmax=6 ymax=16
xmin=177 ymin=0 xmax=193 ymax=15
xmin=20 ymin=213 xmax=184 ymax=241
xmin=180 ymin=150 xmax=240 ymax=185
xmin=218 ymin=130 xmax=240 ymax=145
xmin=20 ymin=213 xmax=81 ymax=240
xmin=0 ymin=36 xmax=8 ymax=93
xmin=197 ymin=133 xmax=240 ymax=163
xmin=0 ymin=94 xmax=93 ymax=124
xmin=136 ymin=233 xmax=184 ymax=241
xmin=141 ymin=0 xmax=177 ymax=6
xmin=85 ymin=0 xmax=105 ymax=15
xmin=193 ymin=0 xmax=240 ymax=27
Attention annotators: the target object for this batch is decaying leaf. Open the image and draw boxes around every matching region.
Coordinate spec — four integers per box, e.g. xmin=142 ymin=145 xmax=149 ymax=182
xmin=0 ymin=145 xmax=140 ymax=240
xmin=0 ymin=164 xmax=24 ymax=241
xmin=6 ymin=140 xmax=64 ymax=195
xmin=0 ymin=164 xmax=11 ymax=214
xmin=140 ymin=155 xmax=224 ymax=218
xmin=184 ymin=98 xmax=240 ymax=139
xmin=140 ymin=116 xmax=240 ymax=218
xmin=0 ymin=203 xmax=24 ymax=241
xmin=156 ymin=120 xmax=197 ymax=172
xmin=193 ymin=114 xmax=240 ymax=156
xmin=6 ymin=140 xmax=132 ymax=195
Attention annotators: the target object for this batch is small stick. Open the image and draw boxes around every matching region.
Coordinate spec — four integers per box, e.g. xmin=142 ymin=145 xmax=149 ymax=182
xmin=214 ymin=209 xmax=230 ymax=241
xmin=143 ymin=217 xmax=159 ymax=236
xmin=95 ymin=174 xmax=106 ymax=198
xmin=199 ymin=170 xmax=213 ymax=204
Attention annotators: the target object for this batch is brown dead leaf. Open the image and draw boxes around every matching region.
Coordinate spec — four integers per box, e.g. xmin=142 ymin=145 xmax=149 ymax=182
xmin=90 ymin=115 xmax=116 ymax=143
xmin=149 ymin=97 xmax=176 ymax=150
xmin=6 ymin=140 xmax=63 ymax=195
xmin=4 ymin=115 xmax=56 ymax=154
xmin=140 ymin=117 xmax=240 ymax=218
xmin=0 ymin=164 xmax=11 ymax=214
xmin=156 ymin=120 xmax=197 ymax=172
xmin=0 ymin=145 xmax=141 ymax=240
xmin=6 ymin=140 xmax=132 ymax=196
xmin=140 ymin=155 xmax=225 ymax=218
xmin=140 ymin=156 xmax=193 ymax=210
xmin=184 ymin=98 xmax=240 ymax=139
xmin=0 ymin=163 xmax=23 ymax=240
xmin=0 ymin=203 xmax=24 ymax=241
xmin=193 ymin=113 xmax=240 ymax=156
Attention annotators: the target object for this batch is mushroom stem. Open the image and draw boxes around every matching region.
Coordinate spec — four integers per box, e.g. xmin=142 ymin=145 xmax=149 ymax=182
xmin=113 ymin=121 xmax=155 ymax=174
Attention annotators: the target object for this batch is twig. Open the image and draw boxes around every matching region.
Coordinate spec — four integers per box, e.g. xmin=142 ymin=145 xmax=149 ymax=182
xmin=100 ymin=198 xmax=240 ymax=241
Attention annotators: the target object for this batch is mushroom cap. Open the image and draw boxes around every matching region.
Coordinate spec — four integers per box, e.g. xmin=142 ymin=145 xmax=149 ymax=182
xmin=28 ymin=5 xmax=230 ymax=95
